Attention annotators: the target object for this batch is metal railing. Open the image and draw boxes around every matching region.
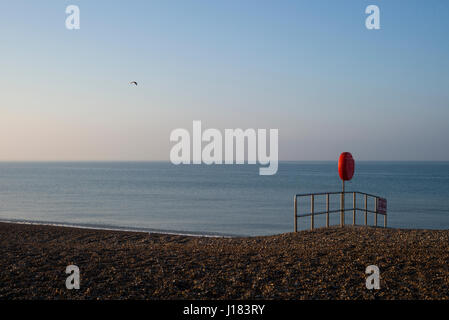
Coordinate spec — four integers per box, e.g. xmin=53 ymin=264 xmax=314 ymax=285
xmin=294 ymin=191 xmax=387 ymax=231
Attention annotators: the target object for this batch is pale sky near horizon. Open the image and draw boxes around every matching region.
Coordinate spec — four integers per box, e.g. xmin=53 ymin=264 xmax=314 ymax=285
xmin=1 ymin=0 xmax=448 ymax=161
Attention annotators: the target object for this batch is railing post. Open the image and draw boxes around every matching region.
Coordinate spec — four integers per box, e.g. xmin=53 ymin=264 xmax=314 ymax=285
xmin=340 ymin=181 xmax=345 ymax=227
xmin=311 ymin=194 xmax=314 ymax=231
xmin=326 ymin=193 xmax=330 ymax=228
xmin=353 ymin=192 xmax=356 ymax=226
xmin=374 ymin=197 xmax=378 ymax=227
xmin=294 ymin=195 xmax=298 ymax=232
xmin=364 ymin=194 xmax=368 ymax=226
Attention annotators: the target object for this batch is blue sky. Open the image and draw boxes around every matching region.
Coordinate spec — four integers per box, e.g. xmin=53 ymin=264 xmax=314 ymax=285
xmin=1 ymin=0 xmax=448 ymax=160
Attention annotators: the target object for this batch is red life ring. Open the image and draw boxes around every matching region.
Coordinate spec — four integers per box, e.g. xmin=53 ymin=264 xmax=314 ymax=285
xmin=338 ymin=152 xmax=355 ymax=181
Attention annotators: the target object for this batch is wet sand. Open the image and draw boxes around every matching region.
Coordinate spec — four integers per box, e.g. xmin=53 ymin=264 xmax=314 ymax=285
xmin=1 ymin=222 xmax=449 ymax=300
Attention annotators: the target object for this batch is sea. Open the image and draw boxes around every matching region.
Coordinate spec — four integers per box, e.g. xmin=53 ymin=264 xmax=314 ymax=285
xmin=0 ymin=162 xmax=448 ymax=237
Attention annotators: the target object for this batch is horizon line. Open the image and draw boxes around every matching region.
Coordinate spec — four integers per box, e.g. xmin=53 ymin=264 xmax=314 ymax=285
xmin=0 ymin=160 xmax=448 ymax=163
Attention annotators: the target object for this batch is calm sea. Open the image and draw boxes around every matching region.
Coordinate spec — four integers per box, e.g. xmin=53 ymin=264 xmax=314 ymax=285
xmin=0 ymin=162 xmax=448 ymax=236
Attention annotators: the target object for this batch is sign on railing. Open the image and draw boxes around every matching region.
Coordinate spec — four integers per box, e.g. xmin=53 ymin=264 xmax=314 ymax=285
xmin=377 ymin=198 xmax=387 ymax=215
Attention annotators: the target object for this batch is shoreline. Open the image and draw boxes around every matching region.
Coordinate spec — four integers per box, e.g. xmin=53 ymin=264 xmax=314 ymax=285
xmin=2 ymin=221 xmax=449 ymax=299
xmin=0 ymin=219 xmax=237 ymax=239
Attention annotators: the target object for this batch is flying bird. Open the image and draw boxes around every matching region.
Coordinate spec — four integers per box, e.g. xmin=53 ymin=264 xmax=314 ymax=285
xmin=130 ymin=81 xmax=138 ymax=86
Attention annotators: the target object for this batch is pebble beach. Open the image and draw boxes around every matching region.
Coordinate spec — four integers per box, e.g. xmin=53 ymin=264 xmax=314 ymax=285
xmin=1 ymin=222 xmax=449 ymax=300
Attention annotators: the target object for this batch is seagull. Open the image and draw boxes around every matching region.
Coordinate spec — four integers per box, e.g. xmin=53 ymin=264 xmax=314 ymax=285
xmin=130 ymin=81 xmax=138 ymax=86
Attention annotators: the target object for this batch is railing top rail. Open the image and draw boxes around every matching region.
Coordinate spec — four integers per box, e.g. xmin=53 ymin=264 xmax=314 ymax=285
xmin=295 ymin=191 xmax=382 ymax=198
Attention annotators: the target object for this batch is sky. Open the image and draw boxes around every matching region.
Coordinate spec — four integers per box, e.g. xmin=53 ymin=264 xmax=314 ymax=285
xmin=0 ymin=0 xmax=448 ymax=161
